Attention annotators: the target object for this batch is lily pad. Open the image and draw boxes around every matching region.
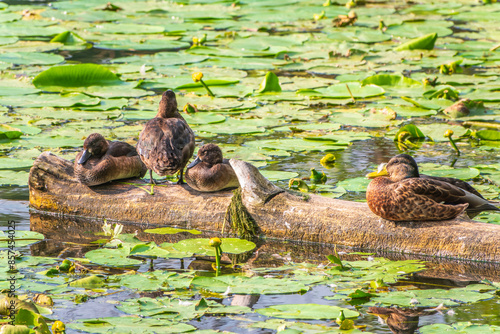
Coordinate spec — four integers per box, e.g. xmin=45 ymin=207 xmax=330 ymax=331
xmin=173 ymin=238 xmax=256 ymax=256
xmin=256 ymin=304 xmax=359 ymax=320
xmin=85 ymin=247 xmax=143 ymax=267
xmin=33 ymin=64 xmax=123 ymax=90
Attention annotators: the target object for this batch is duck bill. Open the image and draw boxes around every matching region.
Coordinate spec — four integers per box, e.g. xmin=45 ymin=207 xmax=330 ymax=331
xmin=187 ymin=156 xmax=201 ymax=169
xmin=366 ymin=163 xmax=388 ymax=178
xmin=78 ymin=150 xmax=91 ymax=164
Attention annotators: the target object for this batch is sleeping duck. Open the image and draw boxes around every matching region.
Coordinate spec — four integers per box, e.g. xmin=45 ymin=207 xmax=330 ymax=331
xmin=136 ymin=90 xmax=195 ymax=184
xmin=75 ymin=133 xmax=147 ymax=186
xmin=366 ymin=154 xmax=499 ymax=221
xmin=185 ymin=143 xmax=239 ymax=192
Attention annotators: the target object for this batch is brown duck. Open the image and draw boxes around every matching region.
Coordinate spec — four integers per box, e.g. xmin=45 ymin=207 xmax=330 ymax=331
xmin=185 ymin=143 xmax=239 ymax=192
xmin=75 ymin=133 xmax=147 ymax=186
xmin=136 ymin=90 xmax=195 ymax=184
xmin=366 ymin=154 xmax=499 ymax=221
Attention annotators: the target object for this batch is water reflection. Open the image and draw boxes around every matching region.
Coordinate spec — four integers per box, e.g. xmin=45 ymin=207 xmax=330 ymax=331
xmin=368 ymin=307 xmax=420 ymax=334
xmin=368 ymin=306 xmax=449 ymax=334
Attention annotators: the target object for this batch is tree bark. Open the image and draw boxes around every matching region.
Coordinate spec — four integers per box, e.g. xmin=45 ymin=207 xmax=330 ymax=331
xmin=29 ymin=152 xmax=500 ymax=263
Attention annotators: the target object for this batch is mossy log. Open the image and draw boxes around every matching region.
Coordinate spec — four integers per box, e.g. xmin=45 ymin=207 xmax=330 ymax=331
xmin=29 ymin=152 xmax=500 ymax=263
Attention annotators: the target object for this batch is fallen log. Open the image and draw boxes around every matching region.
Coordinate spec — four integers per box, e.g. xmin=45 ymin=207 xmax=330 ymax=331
xmin=29 ymin=152 xmax=500 ymax=263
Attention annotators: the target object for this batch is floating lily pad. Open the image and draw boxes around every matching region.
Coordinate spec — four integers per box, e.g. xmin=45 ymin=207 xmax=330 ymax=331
xmin=256 ymin=304 xmax=359 ymax=320
xmin=173 ymin=238 xmax=256 ymax=256
xmin=33 ymin=64 xmax=123 ymax=90
xmin=0 ymin=230 xmax=44 ymax=247
xmin=191 ymin=275 xmax=309 ymax=295
xmin=85 ymin=247 xmax=143 ymax=267
xmin=260 ymin=170 xmax=299 ymax=181
xmin=144 ymin=227 xmax=201 ymax=235
xmin=419 ymin=322 xmax=500 ymax=334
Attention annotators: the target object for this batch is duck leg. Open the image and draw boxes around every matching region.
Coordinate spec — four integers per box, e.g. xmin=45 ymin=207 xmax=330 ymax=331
xmin=177 ymin=168 xmax=186 ymax=185
xmin=149 ymin=170 xmax=157 ymax=185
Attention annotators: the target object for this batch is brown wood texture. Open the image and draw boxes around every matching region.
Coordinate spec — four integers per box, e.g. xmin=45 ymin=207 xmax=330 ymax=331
xmin=29 ymin=152 xmax=500 ymax=263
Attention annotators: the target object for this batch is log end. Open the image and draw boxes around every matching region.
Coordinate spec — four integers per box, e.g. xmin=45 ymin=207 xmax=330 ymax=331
xmin=229 ymin=159 xmax=284 ymax=207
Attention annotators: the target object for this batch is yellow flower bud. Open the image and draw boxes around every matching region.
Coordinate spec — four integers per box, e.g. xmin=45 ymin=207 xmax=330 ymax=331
xmin=209 ymin=237 xmax=222 ymax=247
xmin=192 ymin=72 xmax=203 ymax=83
xmin=52 ymin=321 xmax=66 ymax=334
xmin=444 ymin=129 xmax=454 ymax=138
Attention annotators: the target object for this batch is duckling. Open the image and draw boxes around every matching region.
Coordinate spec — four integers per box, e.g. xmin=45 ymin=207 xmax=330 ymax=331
xmin=75 ymin=133 xmax=147 ymax=186
xmin=366 ymin=154 xmax=499 ymax=221
xmin=185 ymin=144 xmax=239 ymax=192
xmin=136 ymin=90 xmax=195 ymax=184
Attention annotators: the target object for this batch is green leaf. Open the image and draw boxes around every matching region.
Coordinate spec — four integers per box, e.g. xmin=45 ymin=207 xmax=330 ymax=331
xmin=261 ymin=170 xmax=299 ymax=181
xmin=50 ymin=31 xmax=87 ymax=45
xmin=349 ymin=289 xmax=376 ymax=299
xmin=256 ymin=304 xmax=359 ymax=320
xmin=327 ymin=254 xmax=343 ymax=267
xmin=0 ymin=230 xmax=44 ymax=247
xmin=419 ymin=322 xmax=500 ymax=334
xmin=0 ymin=52 xmax=64 ymax=65
xmin=312 ymin=82 xmax=385 ymax=99
xmin=394 ymin=124 xmax=425 ymax=141
xmin=85 ymin=247 xmax=142 ymax=267
xmin=191 ymin=276 xmax=309 ymax=295
xmin=395 ymin=33 xmax=438 ymax=51
xmin=173 ymin=238 xmax=256 ymax=256
xmin=144 ymin=227 xmax=202 ymax=235
xmin=69 ymin=275 xmax=106 ymax=288
xmin=33 ymin=64 xmax=123 ymax=90
xmin=361 ymin=74 xmax=421 ymax=87
xmin=257 ymin=72 xmax=282 ymax=93
xmin=0 ymin=124 xmax=22 ymax=140
xmin=476 ymin=130 xmax=500 ymax=141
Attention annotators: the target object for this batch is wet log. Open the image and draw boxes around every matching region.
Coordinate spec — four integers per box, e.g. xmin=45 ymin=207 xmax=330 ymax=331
xmin=29 ymin=152 xmax=500 ymax=263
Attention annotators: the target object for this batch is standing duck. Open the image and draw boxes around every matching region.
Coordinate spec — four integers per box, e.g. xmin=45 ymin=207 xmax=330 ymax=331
xmin=75 ymin=133 xmax=147 ymax=186
xmin=185 ymin=143 xmax=239 ymax=192
xmin=136 ymin=90 xmax=195 ymax=184
xmin=366 ymin=154 xmax=499 ymax=221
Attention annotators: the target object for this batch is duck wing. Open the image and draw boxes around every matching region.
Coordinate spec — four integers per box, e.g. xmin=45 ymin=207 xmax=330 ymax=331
xmin=107 ymin=141 xmax=138 ymax=157
xmin=420 ymin=174 xmax=484 ymax=198
xmin=400 ymin=178 xmax=499 ymax=214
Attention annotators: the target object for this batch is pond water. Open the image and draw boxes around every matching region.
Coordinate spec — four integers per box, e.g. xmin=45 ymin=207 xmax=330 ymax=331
xmin=1 ymin=0 xmax=500 ymax=332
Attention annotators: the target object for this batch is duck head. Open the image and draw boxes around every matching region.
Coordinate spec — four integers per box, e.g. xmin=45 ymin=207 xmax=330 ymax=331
xmin=78 ymin=133 xmax=109 ymax=164
xmin=366 ymin=154 xmax=419 ymax=182
xmin=157 ymin=90 xmax=178 ymax=118
xmin=188 ymin=143 xmax=223 ymax=168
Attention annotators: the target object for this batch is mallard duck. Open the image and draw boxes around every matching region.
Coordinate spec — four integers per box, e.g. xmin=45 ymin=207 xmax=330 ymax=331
xmin=366 ymin=154 xmax=499 ymax=221
xmin=75 ymin=133 xmax=147 ymax=186
xmin=185 ymin=143 xmax=239 ymax=192
xmin=136 ymin=90 xmax=195 ymax=184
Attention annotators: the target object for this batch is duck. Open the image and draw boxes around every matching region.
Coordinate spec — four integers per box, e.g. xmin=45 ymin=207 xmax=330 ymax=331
xmin=366 ymin=154 xmax=500 ymax=221
xmin=185 ymin=143 xmax=239 ymax=192
xmin=136 ymin=90 xmax=195 ymax=184
xmin=75 ymin=133 xmax=147 ymax=186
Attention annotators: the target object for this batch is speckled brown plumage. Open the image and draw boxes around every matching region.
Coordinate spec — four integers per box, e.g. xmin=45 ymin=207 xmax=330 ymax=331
xmin=366 ymin=154 xmax=499 ymax=221
xmin=185 ymin=144 xmax=239 ymax=192
xmin=75 ymin=133 xmax=147 ymax=186
xmin=136 ymin=90 xmax=195 ymax=184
